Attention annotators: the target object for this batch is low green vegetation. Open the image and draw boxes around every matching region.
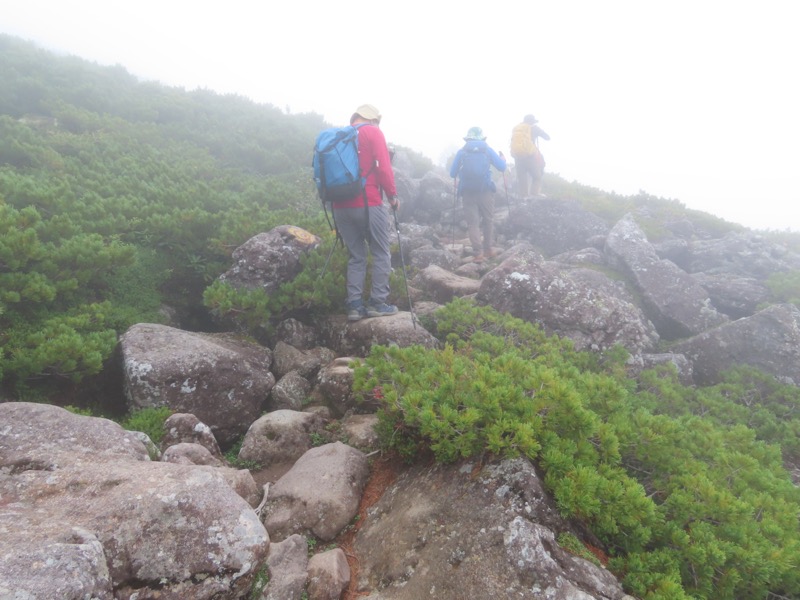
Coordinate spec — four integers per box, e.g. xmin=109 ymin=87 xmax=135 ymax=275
xmin=120 ymin=406 xmax=173 ymax=445
xmin=557 ymin=532 xmax=602 ymax=567
xmin=202 ymin=230 xmax=347 ymax=334
xmin=248 ymin=566 xmax=270 ymax=600
xmin=354 ymin=299 xmax=800 ymax=600
xmin=766 ymin=270 xmax=800 ymax=307
xmin=222 ymin=436 xmax=262 ymax=470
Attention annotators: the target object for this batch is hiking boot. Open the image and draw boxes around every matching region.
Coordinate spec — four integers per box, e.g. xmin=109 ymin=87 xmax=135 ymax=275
xmin=485 ymin=248 xmax=500 ymax=259
xmin=366 ymin=299 xmax=398 ymax=317
xmin=472 ymin=254 xmax=485 ymax=263
xmin=346 ymin=300 xmax=367 ymax=321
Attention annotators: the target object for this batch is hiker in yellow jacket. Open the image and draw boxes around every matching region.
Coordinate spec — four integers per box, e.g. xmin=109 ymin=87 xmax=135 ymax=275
xmin=510 ymin=115 xmax=550 ymax=198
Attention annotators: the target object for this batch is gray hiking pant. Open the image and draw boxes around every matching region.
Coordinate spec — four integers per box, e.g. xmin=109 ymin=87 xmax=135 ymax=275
xmin=334 ymin=204 xmax=393 ymax=305
xmin=462 ymin=189 xmax=494 ymax=254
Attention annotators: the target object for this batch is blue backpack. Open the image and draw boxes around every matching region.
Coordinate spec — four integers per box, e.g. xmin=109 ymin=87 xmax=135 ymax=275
xmin=457 ymin=145 xmax=494 ymax=193
xmin=312 ymin=124 xmax=366 ymax=204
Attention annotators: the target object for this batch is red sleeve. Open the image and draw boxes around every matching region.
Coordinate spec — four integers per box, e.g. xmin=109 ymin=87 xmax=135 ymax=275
xmin=360 ymin=125 xmax=396 ymax=200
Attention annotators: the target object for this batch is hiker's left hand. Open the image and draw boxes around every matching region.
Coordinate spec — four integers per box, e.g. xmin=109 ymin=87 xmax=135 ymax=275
xmin=389 ymin=196 xmax=399 ymax=211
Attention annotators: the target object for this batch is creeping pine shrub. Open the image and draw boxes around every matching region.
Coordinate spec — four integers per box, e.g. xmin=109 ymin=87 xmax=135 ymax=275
xmin=202 ymin=232 xmax=346 ymax=335
xmin=354 ymin=338 xmax=657 ymax=556
xmin=355 ymin=298 xmax=800 ymax=600
xmin=765 ymin=270 xmax=800 ymax=306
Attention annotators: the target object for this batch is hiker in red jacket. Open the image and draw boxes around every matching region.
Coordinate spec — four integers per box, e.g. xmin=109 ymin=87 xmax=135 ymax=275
xmin=331 ymin=104 xmax=399 ymax=321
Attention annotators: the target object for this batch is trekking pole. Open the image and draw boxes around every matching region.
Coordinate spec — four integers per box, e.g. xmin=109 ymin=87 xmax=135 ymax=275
xmin=391 ymin=205 xmax=417 ymax=329
xmin=452 ymin=178 xmax=457 ymax=250
xmin=499 ymin=152 xmax=510 ymax=211
xmin=502 ymin=170 xmax=510 ymax=212
xmin=318 ymin=233 xmax=339 ymax=281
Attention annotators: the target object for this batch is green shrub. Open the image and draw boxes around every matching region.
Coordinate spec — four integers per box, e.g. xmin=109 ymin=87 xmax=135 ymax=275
xmin=120 ymin=406 xmax=173 ymax=444
xmin=765 ymin=270 xmax=800 ymax=306
xmin=557 ymin=532 xmax=602 ymax=567
xmin=202 ymin=232 xmax=348 ymax=334
xmin=353 ymin=299 xmax=800 ymax=599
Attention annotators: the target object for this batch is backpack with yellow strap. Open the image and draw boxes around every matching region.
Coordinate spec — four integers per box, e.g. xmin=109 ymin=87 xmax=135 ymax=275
xmin=510 ymin=122 xmax=537 ymax=157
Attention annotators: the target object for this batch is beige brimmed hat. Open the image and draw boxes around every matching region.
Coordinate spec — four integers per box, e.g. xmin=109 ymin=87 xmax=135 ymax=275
xmin=464 ymin=126 xmax=486 ymax=141
xmin=351 ymin=104 xmax=382 ymax=124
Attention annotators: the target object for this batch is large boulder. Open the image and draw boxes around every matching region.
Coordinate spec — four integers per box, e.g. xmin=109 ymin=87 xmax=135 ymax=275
xmin=499 ymin=197 xmax=610 ymax=257
xmin=408 ymin=172 xmax=453 ymax=224
xmin=672 ymin=303 xmax=800 ymax=386
xmin=238 ymin=409 xmax=327 ymax=468
xmin=605 ymin=214 xmax=728 ymax=340
xmin=317 ymin=313 xmax=439 ymax=358
xmin=411 ymin=264 xmax=481 ymax=304
xmin=691 ymin=272 xmax=771 ymax=319
xmin=685 ymin=231 xmax=800 ymax=278
xmin=218 ymin=225 xmax=321 ymax=293
xmin=0 ymin=403 xmax=269 ymax=599
xmin=477 ymin=245 xmax=659 ymax=353
xmin=353 ymin=457 xmax=627 ymax=599
xmin=120 ymin=323 xmax=275 ymax=446
xmin=262 ymin=442 xmax=369 ymax=542
xmin=0 ymin=401 xmax=150 ymax=468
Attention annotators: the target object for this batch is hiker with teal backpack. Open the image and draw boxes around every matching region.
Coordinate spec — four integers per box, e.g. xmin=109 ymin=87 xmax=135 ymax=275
xmin=450 ymin=127 xmax=507 ymax=263
xmin=313 ymin=104 xmax=399 ymax=321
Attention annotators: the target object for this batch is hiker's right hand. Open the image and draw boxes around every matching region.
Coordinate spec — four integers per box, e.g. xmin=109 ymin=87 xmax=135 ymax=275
xmin=389 ymin=196 xmax=399 ymax=211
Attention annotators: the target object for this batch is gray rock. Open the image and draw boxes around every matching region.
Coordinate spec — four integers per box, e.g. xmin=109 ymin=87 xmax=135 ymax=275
xmin=499 ymin=197 xmax=610 ymax=257
xmin=408 ymin=244 xmax=461 ymax=272
xmin=672 ymin=303 xmax=800 ymax=385
xmin=411 ymin=264 xmax=481 ymax=304
xmin=307 ymin=548 xmax=350 ymax=600
xmin=272 ymin=341 xmax=335 ymax=380
xmin=263 ymin=442 xmax=369 ymax=542
xmin=120 ymin=324 xmax=275 ymax=446
xmin=626 ymin=353 xmax=695 ymax=386
xmin=269 ymin=370 xmax=312 ymax=412
xmin=273 ymin=317 xmax=319 ymax=351
xmin=262 ymin=534 xmax=308 ymax=600
xmin=161 ymin=441 xmax=226 ymax=467
xmin=239 ymin=410 xmax=327 ymax=468
xmin=310 ymin=357 xmax=359 ymax=417
xmin=0 ymin=403 xmax=269 ymax=599
xmin=692 ymin=271 xmax=771 ymax=319
xmin=0 ymin=401 xmax=149 ymax=468
xmin=339 ymin=414 xmax=380 ymax=451
xmin=686 ymin=231 xmax=800 ymax=278
xmin=218 ymin=225 xmax=321 ymax=294
xmin=161 ymin=412 xmax=222 ymax=458
xmin=477 ymin=246 xmax=659 ymax=353
xmin=317 ymin=312 xmax=439 ymax=358
xmin=354 ymin=458 xmax=625 ymax=599
xmin=605 ymin=214 xmax=728 ymax=340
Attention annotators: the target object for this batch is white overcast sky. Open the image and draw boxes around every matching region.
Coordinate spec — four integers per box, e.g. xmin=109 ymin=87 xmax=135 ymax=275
xmin=3 ymin=0 xmax=799 ymax=231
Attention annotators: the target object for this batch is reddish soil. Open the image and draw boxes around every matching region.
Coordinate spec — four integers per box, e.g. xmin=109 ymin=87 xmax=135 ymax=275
xmin=336 ymin=452 xmax=406 ymax=600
